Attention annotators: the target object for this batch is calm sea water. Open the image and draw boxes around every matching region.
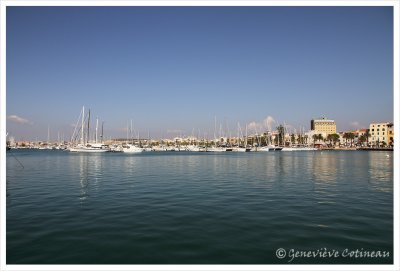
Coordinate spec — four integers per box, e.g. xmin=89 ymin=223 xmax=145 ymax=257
xmin=6 ymin=150 xmax=393 ymax=264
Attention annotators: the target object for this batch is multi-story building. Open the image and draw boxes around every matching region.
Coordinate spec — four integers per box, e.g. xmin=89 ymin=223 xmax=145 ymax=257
xmin=387 ymin=123 xmax=394 ymax=146
xmin=311 ymin=117 xmax=337 ymax=137
xmin=369 ymin=122 xmax=393 ymax=146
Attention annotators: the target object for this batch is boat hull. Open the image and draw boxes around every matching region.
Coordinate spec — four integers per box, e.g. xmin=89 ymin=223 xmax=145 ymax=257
xmin=69 ymin=148 xmax=109 ymax=153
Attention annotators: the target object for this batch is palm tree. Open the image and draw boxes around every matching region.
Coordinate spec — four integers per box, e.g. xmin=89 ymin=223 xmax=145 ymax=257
xmin=358 ymin=135 xmax=366 ymax=147
xmin=343 ymin=132 xmax=355 ymax=147
xmin=274 ymin=135 xmax=279 ymax=145
xmin=343 ymin=132 xmax=350 ymax=147
xmin=331 ymin=133 xmax=340 ymax=147
xmin=317 ymin=134 xmax=324 ymax=145
xmin=276 ymin=125 xmax=285 ymax=146
xmin=365 ymin=129 xmax=370 ymax=147
xmin=291 ymin=134 xmax=296 ymax=145
xmin=312 ymin=134 xmax=318 ymax=147
xmin=349 ymin=133 xmax=355 ymax=147
xmin=327 ymin=134 xmax=333 ymax=147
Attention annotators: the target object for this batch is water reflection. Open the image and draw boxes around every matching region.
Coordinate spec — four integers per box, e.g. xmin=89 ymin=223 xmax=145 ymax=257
xmin=368 ymin=152 xmax=393 ymax=193
xmin=312 ymin=152 xmax=339 ymax=183
xmin=79 ymin=155 xmax=89 ymax=202
xmin=124 ymin=155 xmax=138 ymax=175
xmin=78 ymin=154 xmax=104 ymax=203
xmin=6 ymin=151 xmax=394 ymax=264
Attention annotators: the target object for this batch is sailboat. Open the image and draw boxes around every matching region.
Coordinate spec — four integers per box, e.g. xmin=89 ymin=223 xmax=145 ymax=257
xmin=207 ymin=117 xmax=228 ymax=152
xmin=258 ymin=133 xmax=282 ymax=152
xmin=122 ymin=120 xmax=143 ymax=153
xmin=69 ymin=106 xmax=110 ymax=153
xmin=233 ymin=123 xmax=251 ymax=152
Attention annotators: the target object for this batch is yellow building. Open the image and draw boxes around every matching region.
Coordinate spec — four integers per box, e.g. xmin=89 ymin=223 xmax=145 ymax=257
xmin=369 ymin=122 xmax=393 ymax=146
xmin=311 ymin=118 xmax=337 ymax=135
xmin=387 ymin=123 xmax=394 ymax=146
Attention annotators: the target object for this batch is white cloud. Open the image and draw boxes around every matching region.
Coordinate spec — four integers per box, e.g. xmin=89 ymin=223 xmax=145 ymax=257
xmin=248 ymin=115 xmax=276 ymax=133
xmin=7 ymin=115 xmax=32 ymax=125
xmin=263 ymin=116 xmax=275 ymax=131
xmin=247 ymin=121 xmax=263 ymax=132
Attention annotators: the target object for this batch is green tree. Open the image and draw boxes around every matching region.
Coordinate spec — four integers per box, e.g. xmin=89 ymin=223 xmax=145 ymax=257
xmin=260 ymin=134 xmax=267 ymax=146
xmin=276 ymin=125 xmax=285 ymax=146
xmin=358 ymin=135 xmax=366 ymax=146
xmin=317 ymin=134 xmax=324 ymax=143
xmin=331 ymin=134 xmax=340 ymax=147
xmin=342 ymin=133 xmax=350 ymax=146
xmin=349 ymin=133 xmax=355 ymax=147
xmin=291 ymin=134 xmax=296 ymax=145
xmin=327 ymin=134 xmax=333 ymax=147
xmin=312 ymin=134 xmax=319 ymax=147
xmin=343 ymin=132 xmax=355 ymax=147
xmin=365 ymin=129 xmax=370 ymax=146
xmin=297 ymin=134 xmax=303 ymax=145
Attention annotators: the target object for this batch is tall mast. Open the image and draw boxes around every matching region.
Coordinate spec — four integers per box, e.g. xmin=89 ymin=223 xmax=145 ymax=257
xmin=131 ymin=120 xmax=133 ymax=144
xmin=101 ymin=122 xmax=104 ymax=143
xmin=214 ymin=116 xmax=217 ymax=146
xmin=81 ymin=106 xmax=85 ymax=145
xmin=95 ymin=117 xmax=99 ymax=143
xmin=87 ymin=109 xmax=90 ymax=144
xmin=126 ymin=121 xmax=129 ymax=144
xmin=47 ymin=125 xmax=50 ymax=143
xmin=245 ymin=124 xmax=248 ymax=147
xmin=237 ymin=122 xmax=240 ymax=147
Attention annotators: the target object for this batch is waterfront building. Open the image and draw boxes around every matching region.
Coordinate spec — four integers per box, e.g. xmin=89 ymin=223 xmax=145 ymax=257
xmin=337 ymin=129 xmax=367 ymax=147
xmin=369 ymin=122 xmax=393 ymax=147
xmin=354 ymin=129 xmax=368 ymax=146
xmin=311 ymin=117 xmax=337 ymax=137
xmin=387 ymin=123 xmax=394 ymax=146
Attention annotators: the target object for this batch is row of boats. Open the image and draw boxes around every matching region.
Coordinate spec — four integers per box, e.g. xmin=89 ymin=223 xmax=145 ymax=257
xmin=68 ymin=106 xmax=317 ymax=153
xmin=69 ymin=143 xmax=317 ymax=153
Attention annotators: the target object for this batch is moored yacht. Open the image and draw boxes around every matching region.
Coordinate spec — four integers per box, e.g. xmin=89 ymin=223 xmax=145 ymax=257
xmin=69 ymin=143 xmax=110 ymax=153
xmin=233 ymin=146 xmax=251 ymax=152
xmin=259 ymin=145 xmax=283 ymax=151
xmin=122 ymin=144 xmax=144 ymax=153
xmin=207 ymin=146 xmax=227 ymax=152
xmin=281 ymin=146 xmax=318 ymax=151
xmin=69 ymin=106 xmax=109 ymax=153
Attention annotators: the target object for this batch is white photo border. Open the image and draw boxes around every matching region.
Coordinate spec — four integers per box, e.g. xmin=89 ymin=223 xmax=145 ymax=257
xmin=1 ymin=1 xmax=398 ymax=271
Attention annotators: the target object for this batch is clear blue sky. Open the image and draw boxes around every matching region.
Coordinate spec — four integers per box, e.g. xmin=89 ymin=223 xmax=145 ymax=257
xmin=6 ymin=6 xmax=393 ymax=141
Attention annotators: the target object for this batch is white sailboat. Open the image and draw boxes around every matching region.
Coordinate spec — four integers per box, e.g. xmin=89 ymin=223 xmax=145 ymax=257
xmin=69 ymin=106 xmax=109 ymax=153
xmin=122 ymin=144 xmax=144 ymax=153
xmin=233 ymin=123 xmax=251 ymax=152
xmin=281 ymin=146 xmax=317 ymax=151
xmin=122 ymin=121 xmax=143 ymax=153
xmin=258 ymin=145 xmax=283 ymax=152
